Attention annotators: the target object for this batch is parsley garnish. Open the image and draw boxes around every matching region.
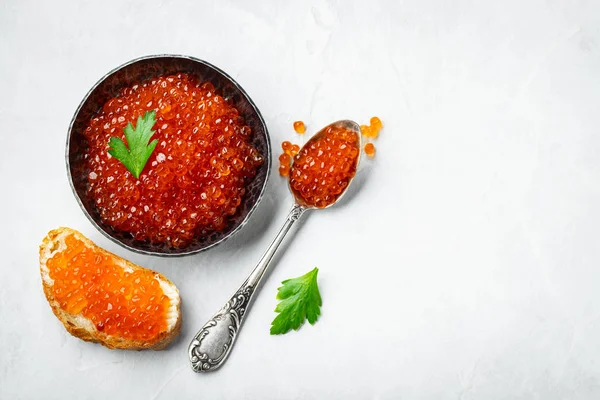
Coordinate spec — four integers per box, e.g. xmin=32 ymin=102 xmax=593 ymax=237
xmin=107 ymin=110 xmax=158 ymax=179
xmin=270 ymin=267 xmax=322 ymax=335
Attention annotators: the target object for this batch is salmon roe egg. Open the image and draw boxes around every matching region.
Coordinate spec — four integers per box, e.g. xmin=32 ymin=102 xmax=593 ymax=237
xmin=278 ymin=148 xmax=296 ymax=177
xmin=289 ymin=125 xmax=359 ymax=208
xmin=46 ymin=234 xmax=170 ymax=341
xmin=360 ymin=124 xmax=372 ymax=137
xmin=282 ymin=141 xmax=293 ymax=153
xmin=364 ymin=142 xmax=376 ymax=157
xmin=279 ymin=164 xmax=290 ymax=177
xmin=369 ymin=116 xmax=383 ymax=134
xmin=84 ymin=73 xmax=263 ymax=248
xmin=279 ymin=153 xmax=292 ymax=165
xmin=290 ymin=144 xmax=300 ymax=156
xmin=293 ymin=121 xmax=306 ymax=134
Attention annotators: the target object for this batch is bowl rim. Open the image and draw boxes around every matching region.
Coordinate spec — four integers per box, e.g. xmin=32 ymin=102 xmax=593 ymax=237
xmin=66 ymin=54 xmax=272 ymax=257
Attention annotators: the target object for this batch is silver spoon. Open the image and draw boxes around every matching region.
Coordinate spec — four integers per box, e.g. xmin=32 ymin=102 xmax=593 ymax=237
xmin=188 ymin=120 xmax=362 ymax=372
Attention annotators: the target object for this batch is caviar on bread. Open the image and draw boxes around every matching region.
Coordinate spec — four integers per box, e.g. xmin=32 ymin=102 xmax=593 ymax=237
xmin=39 ymin=227 xmax=181 ymax=350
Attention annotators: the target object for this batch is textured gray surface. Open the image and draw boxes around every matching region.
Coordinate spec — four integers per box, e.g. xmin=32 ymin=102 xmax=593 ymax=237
xmin=2 ymin=0 xmax=600 ymax=399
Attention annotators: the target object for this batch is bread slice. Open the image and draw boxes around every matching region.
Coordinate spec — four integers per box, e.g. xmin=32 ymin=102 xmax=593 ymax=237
xmin=39 ymin=227 xmax=181 ymax=350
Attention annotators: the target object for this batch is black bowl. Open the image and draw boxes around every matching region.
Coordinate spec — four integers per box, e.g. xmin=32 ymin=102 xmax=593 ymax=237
xmin=66 ymin=54 xmax=271 ymax=256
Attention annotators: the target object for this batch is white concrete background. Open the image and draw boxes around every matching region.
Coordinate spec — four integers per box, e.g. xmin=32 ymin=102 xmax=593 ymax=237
xmin=1 ymin=0 xmax=600 ymax=398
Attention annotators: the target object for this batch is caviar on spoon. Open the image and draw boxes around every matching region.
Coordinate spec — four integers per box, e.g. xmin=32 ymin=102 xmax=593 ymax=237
xmin=189 ymin=120 xmax=361 ymax=372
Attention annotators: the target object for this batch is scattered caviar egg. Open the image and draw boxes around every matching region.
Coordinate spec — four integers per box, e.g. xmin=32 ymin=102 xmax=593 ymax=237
xmin=364 ymin=142 xmax=376 ymax=157
xmin=290 ymin=144 xmax=300 ymax=156
xmin=293 ymin=121 xmax=306 ymax=134
xmin=279 ymin=153 xmax=292 ymax=165
xmin=359 ymin=117 xmax=384 ymax=138
xmin=46 ymin=233 xmax=170 ymax=341
xmin=279 ymin=164 xmax=290 ymax=177
xmin=370 ymin=116 xmax=383 ymax=133
xmin=360 ymin=124 xmax=372 ymax=137
xmin=282 ymin=141 xmax=293 ymax=153
xmin=84 ymin=73 xmax=263 ymax=248
xmin=289 ymin=124 xmax=360 ymax=208
xmin=278 ymin=151 xmax=293 ymax=177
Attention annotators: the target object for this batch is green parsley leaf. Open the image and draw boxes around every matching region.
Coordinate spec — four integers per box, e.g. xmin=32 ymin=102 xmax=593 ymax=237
xmin=107 ymin=110 xmax=158 ymax=179
xmin=270 ymin=267 xmax=322 ymax=335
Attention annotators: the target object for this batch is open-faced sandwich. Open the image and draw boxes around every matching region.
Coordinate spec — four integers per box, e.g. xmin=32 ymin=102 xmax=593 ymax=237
xmin=39 ymin=227 xmax=181 ymax=350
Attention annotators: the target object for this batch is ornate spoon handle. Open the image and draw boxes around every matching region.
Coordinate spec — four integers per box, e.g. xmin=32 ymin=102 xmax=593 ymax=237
xmin=188 ymin=204 xmax=307 ymax=372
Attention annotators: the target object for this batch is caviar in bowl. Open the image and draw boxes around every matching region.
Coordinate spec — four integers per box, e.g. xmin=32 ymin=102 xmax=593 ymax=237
xmin=67 ymin=55 xmax=271 ymax=256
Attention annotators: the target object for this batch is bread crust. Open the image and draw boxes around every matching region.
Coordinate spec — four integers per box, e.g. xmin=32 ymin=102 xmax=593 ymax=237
xmin=39 ymin=227 xmax=182 ymax=350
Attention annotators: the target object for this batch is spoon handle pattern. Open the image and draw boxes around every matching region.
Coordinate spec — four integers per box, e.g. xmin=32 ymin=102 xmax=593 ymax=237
xmin=189 ymin=204 xmax=307 ymax=372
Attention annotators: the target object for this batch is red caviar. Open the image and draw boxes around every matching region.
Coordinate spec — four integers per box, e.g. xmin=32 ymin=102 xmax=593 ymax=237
xmin=289 ymin=125 xmax=359 ymax=208
xmin=364 ymin=143 xmax=376 ymax=157
xmin=360 ymin=124 xmax=372 ymax=137
xmin=293 ymin=121 xmax=306 ymax=134
xmin=278 ymin=164 xmax=290 ymax=177
xmin=290 ymin=144 xmax=300 ymax=156
xmin=278 ymin=146 xmax=294 ymax=177
xmin=360 ymin=116 xmax=383 ymax=139
xmin=46 ymin=234 xmax=170 ymax=341
xmin=278 ymin=153 xmax=292 ymax=165
xmin=282 ymin=141 xmax=293 ymax=154
xmin=84 ymin=73 xmax=263 ymax=248
xmin=369 ymin=116 xmax=383 ymax=134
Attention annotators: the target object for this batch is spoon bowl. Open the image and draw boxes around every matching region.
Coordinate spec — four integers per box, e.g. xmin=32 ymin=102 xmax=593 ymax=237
xmin=288 ymin=120 xmax=362 ymax=210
